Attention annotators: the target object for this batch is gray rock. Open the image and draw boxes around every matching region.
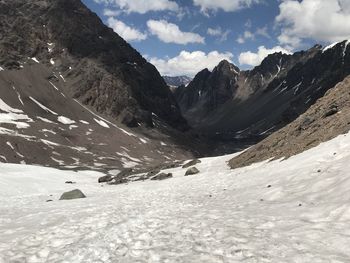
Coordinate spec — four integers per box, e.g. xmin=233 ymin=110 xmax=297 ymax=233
xmin=108 ymin=177 xmax=128 ymax=185
xmin=151 ymin=173 xmax=173 ymax=181
xmin=59 ymin=189 xmax=86 ymax=200
xmin=182 ymin=159 xmax=201 ymax=168
xmin=185 ymin=167 xmax=200 ymax=176
xmin=98 ymin=175 xmax=112 ymax=183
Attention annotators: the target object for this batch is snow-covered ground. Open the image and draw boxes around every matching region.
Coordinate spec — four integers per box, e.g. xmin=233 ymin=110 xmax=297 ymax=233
xmin=1 ymin=133 xmax=350 ymax=262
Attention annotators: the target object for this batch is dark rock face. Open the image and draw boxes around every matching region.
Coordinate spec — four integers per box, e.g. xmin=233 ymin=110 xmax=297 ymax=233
xmin=175 ymin=42 xmax=350 ymax=137
xmin=59 ymin=189 xmax=86 ymax=200
xmin=174 ymin=60 xmax=240 ymax=124
xmin=0 ymin=0 xmax=187 ymax=130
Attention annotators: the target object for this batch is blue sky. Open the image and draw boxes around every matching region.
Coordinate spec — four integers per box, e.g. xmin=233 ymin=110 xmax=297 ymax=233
xmin=82 ymin=0 xmax=350 ymax=76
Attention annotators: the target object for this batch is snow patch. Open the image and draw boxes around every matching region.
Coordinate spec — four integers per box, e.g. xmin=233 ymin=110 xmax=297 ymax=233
xmin=29 ymin=97 xmax=58 ymax=115
xmin=31 ymin=57 xmax=40 ymax=63
xmin=57 ymin=116 xmax=75 ymax=125
xmin=94 ymin=118 xmax=109 ymax=128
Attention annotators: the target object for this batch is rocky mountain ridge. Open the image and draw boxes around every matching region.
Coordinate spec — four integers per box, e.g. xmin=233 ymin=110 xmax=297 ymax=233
xmin=175 ymin=42 xmax=350 ymax=139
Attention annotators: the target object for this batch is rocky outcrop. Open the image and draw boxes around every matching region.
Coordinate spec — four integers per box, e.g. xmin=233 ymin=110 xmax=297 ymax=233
xmin=0 ymin=0 xmax=187 ymax=130
xmin=59 ymin=189 xmax=86 ymax=200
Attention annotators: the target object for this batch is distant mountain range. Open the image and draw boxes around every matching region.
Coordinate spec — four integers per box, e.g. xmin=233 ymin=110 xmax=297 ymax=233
xmin=175 ymin=41 xmax=350 ymax=139
xmin=163 ymin=76 xmax=192 ymax=88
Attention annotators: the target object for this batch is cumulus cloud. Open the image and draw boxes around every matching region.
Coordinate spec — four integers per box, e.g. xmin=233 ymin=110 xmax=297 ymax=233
xmin=276 ymin=0 xmax=350 ymax=48
xmin=207 ymin=27 xmax=231 ymax=42
xmin=149 ymin=50 xmax=234 ymax=76
xmin=94 ymin=0 xmax=179 ymax=14
xmin=147 ymin=20 xmax=205 ymax=45
xmin=238 ymin=46 xmax=291 ymax=67
xmin=193 ymin=0 xmax=260 ymax=13
xmin=107 ymin=17 xmax=147 ymax=41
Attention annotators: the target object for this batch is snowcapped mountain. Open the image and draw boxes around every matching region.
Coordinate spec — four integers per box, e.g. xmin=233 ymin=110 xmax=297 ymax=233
xmin=175 ymin=42 xmax=350 ymax=138
xmin=163 ymin=75 xmax=193 ymax=88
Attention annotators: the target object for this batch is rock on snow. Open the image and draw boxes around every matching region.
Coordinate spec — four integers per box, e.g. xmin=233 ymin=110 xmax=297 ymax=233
xmin=1 ymin=132 xmax=350 ymax=261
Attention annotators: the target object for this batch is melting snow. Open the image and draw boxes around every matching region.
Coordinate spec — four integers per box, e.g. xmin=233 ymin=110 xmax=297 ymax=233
xmin=37 ymin=116 xmax=55 ymax=124
xmin=57 ymin=116 xmax=75 ymax=125
xmin=31 ymin=57 xmax=40 ymax=63
xmin=50 ymin=58 xmax=55 ymax=65
xmin=1 ymin=132 xmax=350 ymax=261
xmin=94 ymin=118 xmax=109 ymax=128
xmin=0 ymin=66 xmax=4 ymax=71
xmin=0 ymin=98 xmax=32 ymax=128
xmin=29 ymin=97 xmax=58 ymax=115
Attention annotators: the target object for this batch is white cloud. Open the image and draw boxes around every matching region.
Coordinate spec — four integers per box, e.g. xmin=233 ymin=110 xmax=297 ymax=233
xmin=193 ymin=0 xmax=260 ymax=13
xmin=236 ymin=30 xmax=254 ymax=44
xmin=149 ymin=50 xmax=234 ymax=76
xmin=207 ymin=27 xmax=231 ymax=42
xmin=147 ymin=20 xmax=205 ymax=45
xmin=276 ymin=0 xmax=350 ymax=48
xmin=95 ymin=0 xmax=179 ymax=14
xmin=238 ymin=46 xmax=291 ymax=67
xmin=107 ymin=17 xmax=147 ymax=42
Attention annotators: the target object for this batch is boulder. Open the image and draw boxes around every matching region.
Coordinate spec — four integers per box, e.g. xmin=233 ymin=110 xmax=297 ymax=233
xmin=151 ymin=173 xmax=173 ymax=181
xmin=182 ymin=159 xmax=201 ymax=168
xmin=98 ymin=175 xmax=112 ymax=183
xmin=59 ymin=189 xmax=86 ymax=200
xmin=185 ymin=167 xmax=200 ymax=176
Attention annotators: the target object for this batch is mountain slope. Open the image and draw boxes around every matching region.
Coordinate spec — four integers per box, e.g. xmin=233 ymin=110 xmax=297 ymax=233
xmin=0 ymin=63 xmax=193 ymax=170
xmin=0 ymin=0 xmax=187 ymax=130
xmin=229 ymin=74 xmax=350 ymax=169
xmin=176 ymin=42 xmax=350 ymax=138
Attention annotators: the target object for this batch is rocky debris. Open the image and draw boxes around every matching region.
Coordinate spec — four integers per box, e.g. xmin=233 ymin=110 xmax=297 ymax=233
xmin=117 ymin=168 xmax=134 ymax=178
xmin=108 ymin=177 xmax=128 ymax=185
xmin=98 ymin=175 xmax=113 ymax=183
xmin=59 ymin=189 xmax=86 ymax=200
xmin=229 ymin=75 xmax=350 ymax=169
xmin=323 ymin=105 xmax=338 ymax=118
xmin=182 ymin=159 xmax=201 ymax=168
xmin=185 ymin=167 xmax=200 ymax=176
xmin=146 ymin=169 xmax=161 ymax=177
xmin=65 ymin=181 xmax=76 ymax=184
xmin=151 ymin=173 xmax=173 ymax=181
xmin=46 ymin=200 xmax=53 ymax=202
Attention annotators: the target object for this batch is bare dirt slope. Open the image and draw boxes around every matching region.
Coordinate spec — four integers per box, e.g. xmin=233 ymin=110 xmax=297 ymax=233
xmin=229 ymin=75 xmax=350 ymax=169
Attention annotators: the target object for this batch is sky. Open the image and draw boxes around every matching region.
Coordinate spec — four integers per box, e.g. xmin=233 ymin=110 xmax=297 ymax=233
xmin=83 ymin=0 xmax=350 ymax=77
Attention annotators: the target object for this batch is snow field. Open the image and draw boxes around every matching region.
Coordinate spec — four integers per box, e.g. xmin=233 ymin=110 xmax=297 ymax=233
xmin=1 ymin=132 xmax=350 ymax=262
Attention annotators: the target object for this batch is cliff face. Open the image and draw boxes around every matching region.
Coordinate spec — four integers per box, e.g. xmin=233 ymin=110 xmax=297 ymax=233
xmin=0 ymin=0 xmax=187 ymax=130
